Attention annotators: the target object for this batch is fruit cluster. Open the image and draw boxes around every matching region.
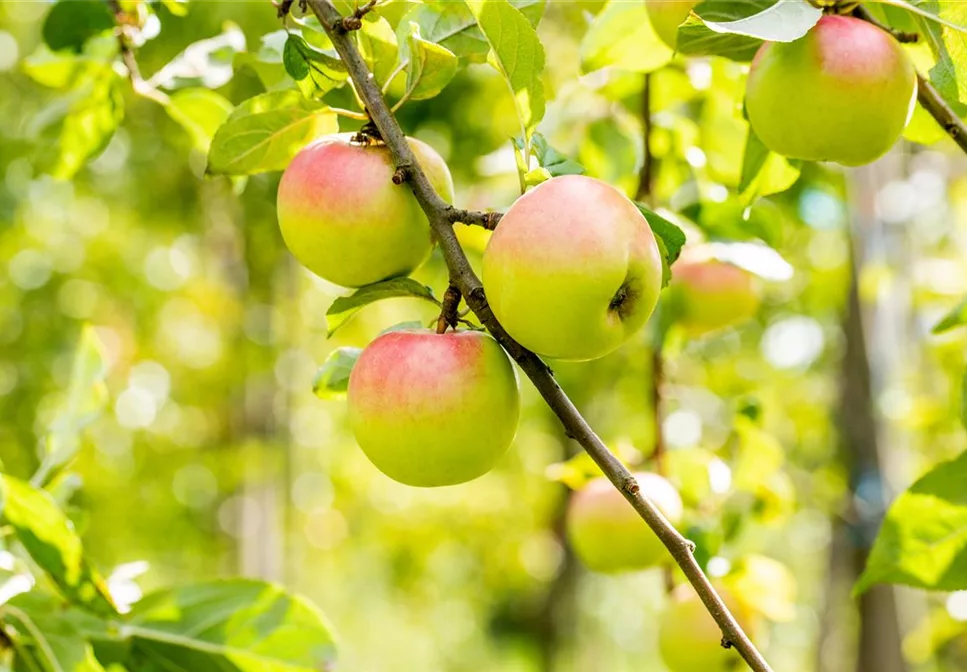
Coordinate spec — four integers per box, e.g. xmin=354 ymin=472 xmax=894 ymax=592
xmin=277 ymin=137 xmax=672 ymax=488
xmin=276 ymin=129 xmax=765 ymax=670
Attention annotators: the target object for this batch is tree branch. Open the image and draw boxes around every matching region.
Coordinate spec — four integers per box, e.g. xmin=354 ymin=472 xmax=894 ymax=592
xmin=854 ymin=5 xmax=967 ymax=154
xmin=107 ymin=0 xmax=170 ymax=106
xmin=448 ymin=207 xmax=503 ymax=230
xmin=307 ymin=1 xmax=772 ymax=670
xmin=636 ymin=72 xmax=654 ymax=204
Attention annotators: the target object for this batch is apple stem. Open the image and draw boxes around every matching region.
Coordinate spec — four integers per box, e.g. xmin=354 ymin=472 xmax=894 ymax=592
xmin=309 ymin=2 xmax=774 ymax=670
xmin=436 ymin=283 xmax=462 ymax=334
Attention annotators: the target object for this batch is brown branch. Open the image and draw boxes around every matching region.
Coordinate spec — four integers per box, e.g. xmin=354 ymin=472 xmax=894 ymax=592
xmin=854 ymin=6 xmax=967 ymax=154
xmin=306 ymin=1 xmax=773 ymax=670
xmin=636 ymin=72 xmax=654 ymax=204
xmin=332 ymin=0 xmax=378 ymax=32
xmin=448 ymin=208 xmax=503 ymax=230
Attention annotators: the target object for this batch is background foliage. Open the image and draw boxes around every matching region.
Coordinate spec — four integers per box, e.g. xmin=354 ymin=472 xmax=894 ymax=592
xmin=2 ymin=0 xmax=967 ymax=670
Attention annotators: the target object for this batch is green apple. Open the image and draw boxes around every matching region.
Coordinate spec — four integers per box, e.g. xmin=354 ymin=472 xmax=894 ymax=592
xmin=659 ymin=586 xmax=757 ymax=672
xmin=745 ymin=15 xmax=916 ymax=166
xmin=347 ymin=329 xmax=520 ymax=487
xmin=277 ymin=134 xmax=454 ymax=288
xmin=566 ymin=472 xmax=683 ymax=573
xmin=482 ymin=175 xmax=663 ymax=361
xmin=646 ymin=0 xmax=698 ymax=49
xmin=668 ymin=257 xmax=760 ymax=335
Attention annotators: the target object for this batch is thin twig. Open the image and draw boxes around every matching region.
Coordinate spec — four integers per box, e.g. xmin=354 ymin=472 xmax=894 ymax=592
xmin=636 ymin=73 xmax=654 ymax=204
xmin=332 ymin=0 xmax=378 ymax=32
xmin=854 ymin=6 xmax=967 ymax=153
xmin=107 ymin=0 xmax=170 ymax=106
xmin=307 ymin=1 xmax=773 ymax=670
xmin=851 ymin=5 xmax=918 ymax=42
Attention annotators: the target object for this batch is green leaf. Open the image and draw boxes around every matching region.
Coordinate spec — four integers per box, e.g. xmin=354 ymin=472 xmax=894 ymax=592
xmin=700 ymin=0 xmax=821 ymax=41
xmin=165 ymin=88 xmax=233 ymax=153
xmin=724 ymin=555 xmax=797 ymax=622
xmin=580 ymin=0 xmax=673 ymax=74
xmin=161 ymin=0 xmax=190 ymax=17
xmin=530 ymin=134 xmax=584 ymax=177
xmin=465 ymin=0 xmax=546 ymax=146
xmin=207 ymin=91 xmax=338 ymax=176
xmin=126 ymin=579 xmax=337 ymax=672
xmin=354 ymin=16 xmax=400 ymax=88
xmin=233 ymin=30 xmax=290 ymax=90
xmin=738 ymin=126 xmax=801 ymax=200
xmin=22 ymin=48 xmax=104 ymax=89
xmin=326 ymin=278 xmax=440 ymax=336
xmin=678 ymin=20 xmax=761 ymax=61
xmin=5 ymin=593 xmax=109 ymax=672
xmin=312 ymin=348 xmax=362 ymax=399
xmin=731 ymin=415 xmax=784 ymax=492
xmin=0 ymin=476 xmax=116 ymax=616
xmin=961 ymin=370 xmax=967 ymax=431
xmin=379 ymin=320 xmax=425 ymax=335
xmin=635 ymin=202 xmax=686 ymax=287
xmin=35 ymin=326 xmax=108 ymax=486
xmin=146 ymin=23 xmax=246 ymax=91
xmin=42 ymin=0 xmax=115 ymax=53
xmin=29 ymin=68 xmax=125 ymax=179
xmin=399 ymin=22 xmax=459 ymax=102
xmin=283 ymin=34 xmax=348 ymax=101
xmin=678 ymin=0 xmax=778 ymax=62
xmin=886 ymin=0 xmax=967 ymax=37
xmin=857 ymin=450 xmax=967 ymax=593
xmin=399 ymin=0 xmax=544 ymax=63
xmin=917 ymin=5 xmax=967 ymax=111
xmin=932 ymin=297 xmax=967 ymax=333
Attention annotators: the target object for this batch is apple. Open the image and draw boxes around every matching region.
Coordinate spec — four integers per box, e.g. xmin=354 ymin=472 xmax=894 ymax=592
xmin=481 ymin=175 xmax=663 ymax=361
xmin=346 ymin=329 xmax=520 ymax=487
xmin=277 ymin=134 xmax=454 ymax=288
xmin=646 ymin=0 xmax=698 ymax=49
xmin=668 ymin=257 xmax=760 ymax=335
xmin=745 ymin=15 xmax=916 ymax=166
xmin=566 ymin=472 xmax=683 ymax=573
xmin=659 ymin=586 xmax=757 ymax=672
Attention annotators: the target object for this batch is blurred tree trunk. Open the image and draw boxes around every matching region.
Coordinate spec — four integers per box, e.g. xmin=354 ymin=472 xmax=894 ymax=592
xmin=535 ymin=423 xmax=580 ymax=672
xmin=818 ymin=161 xmax=907 ymax=672
xmin=206 ymin=180 xmax=290 ymax=582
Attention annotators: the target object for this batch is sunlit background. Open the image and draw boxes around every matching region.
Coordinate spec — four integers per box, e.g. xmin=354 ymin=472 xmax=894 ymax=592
xmin=2 ymin=1 xmax=967 ymax=671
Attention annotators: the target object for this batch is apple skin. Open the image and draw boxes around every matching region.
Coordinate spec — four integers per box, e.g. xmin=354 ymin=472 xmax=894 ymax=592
xmin=668 ymin=258 xmax=760 ymax=335
xmin=346 ymin=329 xmax=520 ymax=487
xmin=659 ymin=586 xmax=756 ymax=672
xmin=277 ymin=134 xmax=454 ymax=288
xmin=566 ymin=472 xmax=683 ymax=573
xmin=646 ymin=0 xmax=698 ymax=49
xmin=745 ymin=15 xmax=916 ymax=167
xmin=481 ymin=175 xmax=663 ymax=361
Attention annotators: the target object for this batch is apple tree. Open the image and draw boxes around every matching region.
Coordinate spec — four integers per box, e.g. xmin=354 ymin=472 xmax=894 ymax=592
xmin=3 ymin=0 xmax=967 ymax=671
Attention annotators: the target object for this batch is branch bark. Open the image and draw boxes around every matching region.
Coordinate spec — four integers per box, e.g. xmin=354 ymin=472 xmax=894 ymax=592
xmin=854 ymin=5 xmax=967 ymax=155
xmin=307 ymin=1 xmax=772 ymax=670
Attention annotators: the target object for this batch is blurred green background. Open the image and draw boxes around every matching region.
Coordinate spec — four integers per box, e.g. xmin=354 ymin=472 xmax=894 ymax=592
xmin=2 ymin=1 xmax=967 ymax=670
